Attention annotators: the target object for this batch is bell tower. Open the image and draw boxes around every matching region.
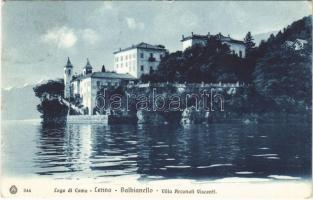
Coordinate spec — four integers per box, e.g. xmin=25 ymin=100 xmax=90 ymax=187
xmin=64 ymin=57 xmax=73 ymax=99
xmin=83 ymin=58 xmax=93 ymax=75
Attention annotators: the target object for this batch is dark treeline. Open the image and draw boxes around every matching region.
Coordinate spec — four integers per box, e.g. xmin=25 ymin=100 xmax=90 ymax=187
xmin=252 ymin=15 xmax=312 ymax=113
xmin=33 ymin=79 xmax=68 ymax=122
xmin=142 ymin=38 xmax=252 ymax=83
xmin=141 ymin=15 xmax=312 ymax=113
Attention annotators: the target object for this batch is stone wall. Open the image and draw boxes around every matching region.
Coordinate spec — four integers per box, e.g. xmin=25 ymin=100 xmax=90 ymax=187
xmin=67 ymin=115 xmax=108 ymax=124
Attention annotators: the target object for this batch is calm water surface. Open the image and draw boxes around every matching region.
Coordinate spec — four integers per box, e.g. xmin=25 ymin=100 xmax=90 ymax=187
xmin=2 ymin=121 xmax=311 ymax=181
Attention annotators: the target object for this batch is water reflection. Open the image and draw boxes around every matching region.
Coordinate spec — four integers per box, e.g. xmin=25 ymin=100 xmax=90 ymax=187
xmin=35 ymin=123 xmax=69 ymax=175
xmin=27 ymin=122 xmax=312 ymax=180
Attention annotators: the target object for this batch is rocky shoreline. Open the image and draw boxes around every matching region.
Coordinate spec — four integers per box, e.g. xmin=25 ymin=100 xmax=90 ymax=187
xmin=38 ymin=97 xmax=311 ymax=125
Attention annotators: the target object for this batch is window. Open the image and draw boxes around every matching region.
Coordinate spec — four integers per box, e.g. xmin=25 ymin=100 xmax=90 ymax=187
xmin=150 ymin=66 xmax=153 ymax=73
xmin=68 ymin=69 xmax=71 ymax=75
xmin=121 ymin=56 xmax=123 ymax=61
xmin=126 ymin=55 xmax=128 ymax=60
xmin=160 ymin=54 xmax=163 ymax=60
xmin=239 ymin=50 xmax=242 ymax=58
xmin=133 ymin=53 xmax=136 ymax=58
xmin=140 ymin=65 xmax=144 ymax=71
xmin=140 ymin=53 xmax=144 ymax=58
xmin=97 ymin=81 xmax=101 ymax=88
xmin=150 ymin=53 xmax=153 ymax=58
xmin=116 ymin=64 xmax=119 ymax=68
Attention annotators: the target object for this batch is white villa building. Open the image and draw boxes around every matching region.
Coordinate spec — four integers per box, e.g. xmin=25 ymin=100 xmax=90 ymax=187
xmin=63 ymin=33 xmax=247 ymax=115
xmin=283 ymin=38 xmax=308 ymax=51
xmin=113 ymin=42 xmax=168 ymax=78
xmin=64 ymin=58 xmax=136 ymax=115
xmin=181 ymin=32 xmax=246 ymax=58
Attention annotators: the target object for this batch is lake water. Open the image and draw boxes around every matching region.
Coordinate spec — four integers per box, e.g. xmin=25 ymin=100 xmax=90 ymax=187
xmin=1 ymin=120 xmax=311 ymax=181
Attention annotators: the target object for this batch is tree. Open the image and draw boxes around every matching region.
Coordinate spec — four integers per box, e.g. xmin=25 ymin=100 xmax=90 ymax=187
xmin=33 ymin=79 xmax=68 ymax=122
xmin=140 ymin=37 xmax=250 ymax=84
xmin=244 ymin=32 xmax=255 ymax=56
xmin=37 ymin=99 xmax=68 ymax=121
xmin=33 ymin=79 xmax=64 ymax=98
xmin=253 ymin=47 xmax=311 ymax=112
xmin=101 ymin=65 xmax=106 ymax=72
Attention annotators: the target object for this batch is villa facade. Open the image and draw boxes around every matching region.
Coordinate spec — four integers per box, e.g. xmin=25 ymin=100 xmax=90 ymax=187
xmin=113 ymin=42 xmax=168 ymax=78
xmin=181 ymin=32 xmax=246 ymax=58
xmin=63 ymin=33 xmax=247 ymax=115
xmin=64 ymin=58 xmax=136 ymax=115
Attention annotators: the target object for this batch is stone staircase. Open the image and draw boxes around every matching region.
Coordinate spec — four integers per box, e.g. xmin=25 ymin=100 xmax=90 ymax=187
xmin=60 ymin=97 xmax=85 ymax=115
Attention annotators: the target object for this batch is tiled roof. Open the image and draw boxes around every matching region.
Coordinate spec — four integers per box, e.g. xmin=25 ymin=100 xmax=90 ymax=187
xmin=113 ymin=42 xmax=166 ymax=54
xmin=72 ymin=72 xmax=137 ymax=81
xmin=221 ymin=39 xmax=245 ymax=45
xmin=91 ymin=72 xmax=136 ymax=79
xmin=181 ymin=33 xmax=245 ymax=44
xmin=181 ymin=34 xmax=209 ymax=42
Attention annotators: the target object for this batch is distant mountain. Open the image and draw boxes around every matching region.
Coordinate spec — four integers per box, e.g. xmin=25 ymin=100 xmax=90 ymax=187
xmin=2 ymin=84 xmax=41 ymax=120
xmin=253 ymin=30 xmax=278 ymax=46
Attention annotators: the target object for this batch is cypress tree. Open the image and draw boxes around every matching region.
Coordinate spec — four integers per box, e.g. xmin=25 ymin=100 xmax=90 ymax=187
xmin=244 ymin=32 xmax=256 ymax=56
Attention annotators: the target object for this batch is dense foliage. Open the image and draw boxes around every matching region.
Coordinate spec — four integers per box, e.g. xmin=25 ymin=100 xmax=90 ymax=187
xmin=142 ymin=37 xmax=252 ymax=83
xmin=253 ymin=16 xmax=312 ymax=112
xmin=37 ymin=99 xmax=68 ymax=121
xmin=33 ymin=79 xmax=64 ymax=98
xmin=142 ymin=15 xmax=312 ymax=113
xmin=33 ymin=79 xmax=67 ymax=122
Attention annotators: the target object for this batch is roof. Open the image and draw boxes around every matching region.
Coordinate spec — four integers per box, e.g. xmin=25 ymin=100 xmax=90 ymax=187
xmin=65 ymin=57 xmax=73 ymax=68
xmin=181 ymin=34 xmax=209 ymax=42
xmin=295 ymin=39 xmax=308 ymax=44
xmin=113 ymin=42 xmax=166 ymax=54
xmin=72 ymin=72 xmax=137 ymax=82
xmin=215 ymin=33 xmax=245 ymax=44
xmin=221 ymin=39 xmax=245 ymax=45
xmin=91 ymin=72 xmax=136 ymax=79
xmin=181 ymin=33 xmax=245 ymax=44
xmin=85 ymin=58 xmax=92 ymax=69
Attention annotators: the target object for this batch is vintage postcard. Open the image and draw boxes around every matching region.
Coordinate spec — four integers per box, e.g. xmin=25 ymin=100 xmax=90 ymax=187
xmin=1 ymin=1 xmax=312 ymax=199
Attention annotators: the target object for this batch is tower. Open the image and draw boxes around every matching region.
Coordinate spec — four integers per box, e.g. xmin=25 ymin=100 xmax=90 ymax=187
xmin=64 ymin=57 xmax=73 ymax=99
xmin=83 ymin=58 xmax=93 ymax=75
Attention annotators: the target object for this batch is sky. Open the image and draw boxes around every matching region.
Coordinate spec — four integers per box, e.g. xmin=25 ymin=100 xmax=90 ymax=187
xmin=1 ymin=1 xmax=311 ymax=88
